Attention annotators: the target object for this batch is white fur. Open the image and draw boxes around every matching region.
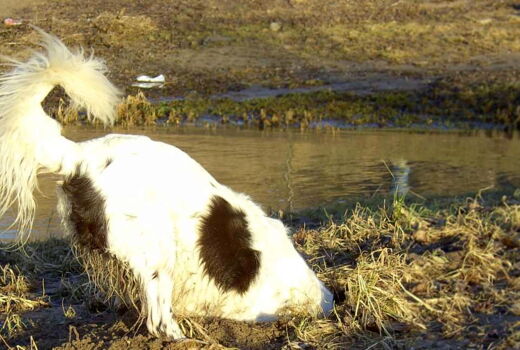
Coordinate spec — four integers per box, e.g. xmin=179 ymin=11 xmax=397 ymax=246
xmin=1 ymin=30 xmax=334 ymax=339
xmin=0 ymin=28 xmax=120 ymax=240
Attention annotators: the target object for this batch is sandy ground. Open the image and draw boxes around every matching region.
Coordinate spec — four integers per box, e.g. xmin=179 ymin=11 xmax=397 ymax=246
xmin=0 ymin=1 xmax=42 ymax=18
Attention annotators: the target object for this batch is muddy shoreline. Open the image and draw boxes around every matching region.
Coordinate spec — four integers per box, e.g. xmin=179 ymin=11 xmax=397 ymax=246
xmin=1 ymin=194 xmax=519 ymax=349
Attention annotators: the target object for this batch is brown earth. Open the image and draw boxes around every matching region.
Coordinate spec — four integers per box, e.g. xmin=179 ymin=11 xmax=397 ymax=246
xmin=1 ymin=0 xmax=520 ymax=99
xmin=2 ymin=194 xmax=520 ymax=350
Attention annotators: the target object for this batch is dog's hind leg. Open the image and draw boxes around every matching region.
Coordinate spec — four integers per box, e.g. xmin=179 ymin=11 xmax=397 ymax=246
xmin=107 ymin=211 xmax=184 ymax=339
xmin=156 ymin=271 xmax=183 ymax=338
xmin=140 ymin=271 xmax=183 ymax=339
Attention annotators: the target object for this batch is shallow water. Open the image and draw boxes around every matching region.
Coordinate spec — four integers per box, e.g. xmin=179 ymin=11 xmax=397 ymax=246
xmin=2 ymin=127 xmax=519 ymax=240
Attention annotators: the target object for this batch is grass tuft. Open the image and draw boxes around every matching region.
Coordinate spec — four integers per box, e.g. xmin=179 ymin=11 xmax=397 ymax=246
xmin=0 ymin=194 xmax=519 ymax=347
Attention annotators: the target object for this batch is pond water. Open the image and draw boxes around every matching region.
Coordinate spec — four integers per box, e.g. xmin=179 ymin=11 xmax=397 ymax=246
xmin=1 ymin=127 xmax=519 ymax=240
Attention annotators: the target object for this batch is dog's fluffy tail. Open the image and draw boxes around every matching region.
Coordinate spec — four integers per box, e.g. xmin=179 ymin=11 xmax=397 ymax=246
xmin=0 ymin=28 xmax=121 ymax=240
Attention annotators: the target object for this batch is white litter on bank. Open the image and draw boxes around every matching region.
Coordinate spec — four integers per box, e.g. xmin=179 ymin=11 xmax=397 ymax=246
xmin=132 ymin=74 xmax=165 ymax=88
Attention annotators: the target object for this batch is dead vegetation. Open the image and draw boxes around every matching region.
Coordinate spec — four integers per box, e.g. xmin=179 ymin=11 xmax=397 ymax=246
xmin=0 ymin=194 xmax=519 ymax=349
xmin=1 ymin=0 xmax=520 ymax=97
xmin=115 ymin=92 xmax=158 ymax=127
xmin=5 ymin=0 xmax=520 ymax=131
xmin=0 ymin=263 xmax=47 ymax=340
xmin=51 ymin=79 xmax=520 ymax=130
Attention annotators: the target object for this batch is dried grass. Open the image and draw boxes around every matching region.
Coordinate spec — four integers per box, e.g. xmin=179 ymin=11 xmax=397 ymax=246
xmin=71 ymin=244 xmax=142 ymax=314
xmin=92 ymin=12 xmax=157 ymax=47
xmin=291 ymin=196 xmax=519 ymax=346
xmin=0 ymin=265 xmax=47 ymax=338
xmin=1 ymin=195 xmax=518 ymax=347
xmin=116 ymin=92 xmax=158 ymax=127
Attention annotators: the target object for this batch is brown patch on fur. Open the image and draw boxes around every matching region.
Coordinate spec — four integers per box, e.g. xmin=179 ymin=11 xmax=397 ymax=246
xmin=62 ymin=168 xmax=109 ymax=251
xmin=198 ymin=196 xmax=260 ymax=294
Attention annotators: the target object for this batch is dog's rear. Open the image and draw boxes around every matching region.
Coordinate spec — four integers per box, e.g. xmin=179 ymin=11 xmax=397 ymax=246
xmin=0 ymin=29 xmax=333 ymax=339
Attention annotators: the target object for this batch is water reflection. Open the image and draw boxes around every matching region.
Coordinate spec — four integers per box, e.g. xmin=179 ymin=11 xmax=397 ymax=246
xmin=391 ymin=160 xmax=411 ymax=197
xmin=4 ymin=127 xmax=520 ymax=240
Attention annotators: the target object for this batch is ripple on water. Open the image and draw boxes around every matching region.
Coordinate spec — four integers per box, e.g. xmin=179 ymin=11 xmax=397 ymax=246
xmin=2 ymin=127 xmax=519 ymax=240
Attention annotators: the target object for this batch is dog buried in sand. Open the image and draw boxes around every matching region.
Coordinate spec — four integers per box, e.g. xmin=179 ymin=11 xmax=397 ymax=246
xmin=0 ymin=29 xmax=333 ymax=339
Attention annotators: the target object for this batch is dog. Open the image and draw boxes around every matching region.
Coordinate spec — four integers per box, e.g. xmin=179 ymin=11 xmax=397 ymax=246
xmin=0 ymin=29 xmax=333 ymax=339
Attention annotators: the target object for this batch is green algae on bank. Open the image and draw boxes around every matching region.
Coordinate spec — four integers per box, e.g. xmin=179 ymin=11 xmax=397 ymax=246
xmin=152 ymin=76 xmax=520 ymax=130
xmin=53 ymin=75 xmax=520 ymax=130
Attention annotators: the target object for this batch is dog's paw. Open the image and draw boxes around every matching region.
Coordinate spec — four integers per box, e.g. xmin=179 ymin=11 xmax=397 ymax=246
xmin=161 ymin=320 xmax=185 ymax=340
xmin=147 ymin=317 xmax=185 ymax=340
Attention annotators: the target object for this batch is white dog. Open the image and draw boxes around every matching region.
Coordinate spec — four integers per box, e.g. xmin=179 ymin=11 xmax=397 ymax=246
xmin=0 ymin=29 xmax=333 ymax=339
